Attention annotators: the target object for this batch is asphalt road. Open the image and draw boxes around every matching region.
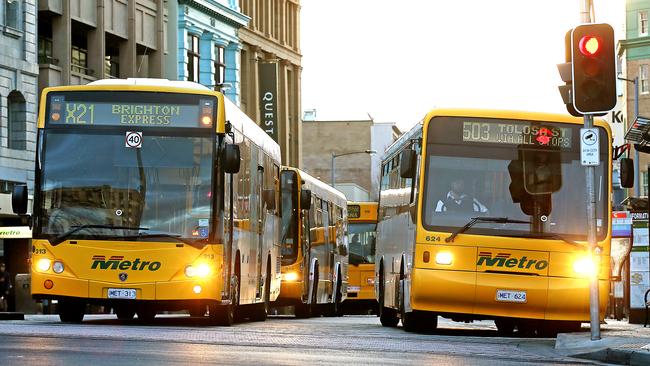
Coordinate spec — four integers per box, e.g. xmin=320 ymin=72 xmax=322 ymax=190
xmin=0 ymin=314 xmax=597 ymax=365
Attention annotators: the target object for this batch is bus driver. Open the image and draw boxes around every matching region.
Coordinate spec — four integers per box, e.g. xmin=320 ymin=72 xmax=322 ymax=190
xmin=435 ymin=179 xmax=488 ymax=213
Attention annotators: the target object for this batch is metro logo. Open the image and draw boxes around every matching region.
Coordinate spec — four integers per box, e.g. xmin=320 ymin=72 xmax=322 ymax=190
xmin=477 ymin=252 xmax=548 ymax=271
xmin=90 ymin=255 xmax=161 ymax=271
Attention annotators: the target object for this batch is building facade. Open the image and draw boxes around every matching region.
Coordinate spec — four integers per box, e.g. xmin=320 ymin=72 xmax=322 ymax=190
xmin=302 ymin=118 xmax=400 ymax=201
xmin=0 ymin=0 xmax=38 ymax=306
xmin=38 ymin=0 xmax=168 ymax=94
xmin=619 ymin=0 xmax=650 ymax=197
xmin=238 ymin=0 xmax=301 ymax=166
xmin=167 ymin=0 xmax=248 ymax=104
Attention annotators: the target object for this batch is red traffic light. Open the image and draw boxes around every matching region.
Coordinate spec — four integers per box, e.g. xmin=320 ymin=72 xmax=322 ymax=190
xmin=579 ymin=35 xmax=601 ymax=56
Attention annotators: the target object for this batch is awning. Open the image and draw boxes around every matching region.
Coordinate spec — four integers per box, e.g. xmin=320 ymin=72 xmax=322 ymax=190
xmin=625 ymin=116 xmax=650 ymax=150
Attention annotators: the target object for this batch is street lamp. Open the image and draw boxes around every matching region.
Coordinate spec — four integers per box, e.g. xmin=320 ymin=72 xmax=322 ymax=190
xmin=618 ymin=74 xmax=640 ymax=197
xmin=330 ymin=150 xmax=376 ymax=187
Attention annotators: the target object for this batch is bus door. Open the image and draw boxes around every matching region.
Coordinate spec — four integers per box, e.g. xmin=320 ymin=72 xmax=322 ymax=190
xmin=256 ymin=163 xmax=265 ymax=298
xmin=248 ymin=144 xmax=261 ymax=299
xmin=322 ymin=201 xmax=332 ymax=298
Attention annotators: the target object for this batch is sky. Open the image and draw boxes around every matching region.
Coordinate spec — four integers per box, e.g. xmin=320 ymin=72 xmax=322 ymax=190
xmin=300 ymin=0 xmax=625 ymax=132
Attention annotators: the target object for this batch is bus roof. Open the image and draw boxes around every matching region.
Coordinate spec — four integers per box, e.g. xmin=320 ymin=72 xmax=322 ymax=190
xmin=282 ymin=166 xmax=347 ymax=207
xmin=89 ymin=78 xmax=210 ymax=91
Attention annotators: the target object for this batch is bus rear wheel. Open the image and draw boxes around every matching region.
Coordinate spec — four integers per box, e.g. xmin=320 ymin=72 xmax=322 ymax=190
xmin=495 ymin=318 xmax=516 ymax=336
xmin=115 ymin=306 xmax=136 ymax=321
xmin=59 ymin=300 xmax=85 ymax=323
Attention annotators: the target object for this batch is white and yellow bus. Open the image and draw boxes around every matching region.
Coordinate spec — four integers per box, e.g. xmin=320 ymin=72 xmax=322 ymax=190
xmin=13 ymin=79 xmax=282 ymax=325
xmin=277 ymin=167 xmax=348 ymax=317
xmin=342 ymin=201 xmax=378 ymax=314
xmin=375 ymin=109 xmax=611 ymax=335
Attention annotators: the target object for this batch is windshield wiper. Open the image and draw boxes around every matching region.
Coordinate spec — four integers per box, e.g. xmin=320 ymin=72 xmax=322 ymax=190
xmin=523 ymin=232 xmax=584 ymax=247
xmin=132 ymin=232 xmax=197 ymax=246
xmin=51 ymin=225 xmax=149 ymax=246
xmin=445 ymin=217 xmax=530 ymax=243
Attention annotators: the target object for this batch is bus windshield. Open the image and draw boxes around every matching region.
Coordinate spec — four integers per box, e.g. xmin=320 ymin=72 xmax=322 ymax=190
xmin=422 ymin=116 xmax=609 ymax=241
xmin=36 ymin=130 xmax=214 ymax=244
xmin=348 ymin=223 xmax=376 ymax=265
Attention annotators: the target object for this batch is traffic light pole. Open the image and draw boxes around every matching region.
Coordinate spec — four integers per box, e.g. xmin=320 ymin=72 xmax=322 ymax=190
xmin=584 ymin=113 xmax=601 ymax=341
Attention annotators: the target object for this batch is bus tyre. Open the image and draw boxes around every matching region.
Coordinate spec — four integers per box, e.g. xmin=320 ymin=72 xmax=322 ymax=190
xmin=136 ymin=308 xmax=156 ymax=323
xmin=115 ymin=306 xmax=136 ymax=321
xmin=495 ymin=318 xmax=516 ymax=336
xmin=189 ymin=304 xmax=206 ymax=317
xmin=325 ymin=278 xmax=342 ymax=317
xmin=59 ymin=300 xmax=85 ymax=323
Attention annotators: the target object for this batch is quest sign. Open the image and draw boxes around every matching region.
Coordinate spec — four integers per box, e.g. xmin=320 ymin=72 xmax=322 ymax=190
xmin=259 ymin=62 xmax=279 ymax=142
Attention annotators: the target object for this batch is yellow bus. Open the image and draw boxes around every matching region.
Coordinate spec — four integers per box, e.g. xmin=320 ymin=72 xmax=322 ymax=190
xmin=12 ymin=79 xmax=282 ymax=325
xmin=277 ymin=167 xmax=348 ymax=317
xmin=375 ymin=109 xmax=611 ymax=335
xmin=342 ymin=201 xmax=378 ymax=314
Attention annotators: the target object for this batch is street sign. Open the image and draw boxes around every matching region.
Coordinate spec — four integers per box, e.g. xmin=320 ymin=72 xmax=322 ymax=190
xmin=580 ymin=128 xmax=599 ymax=166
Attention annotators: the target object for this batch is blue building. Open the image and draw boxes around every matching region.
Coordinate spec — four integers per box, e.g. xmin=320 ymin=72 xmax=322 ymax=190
xmin=166 ymin=0 xmax=249 ymax=105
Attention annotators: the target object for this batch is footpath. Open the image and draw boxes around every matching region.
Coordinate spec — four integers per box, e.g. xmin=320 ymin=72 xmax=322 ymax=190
xmin=555 ymin=319 xmax=650 ymax=365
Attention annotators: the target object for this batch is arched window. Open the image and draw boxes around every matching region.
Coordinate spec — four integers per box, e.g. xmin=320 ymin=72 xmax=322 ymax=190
xmin=7 ymin=91 xmax=27 ymax=150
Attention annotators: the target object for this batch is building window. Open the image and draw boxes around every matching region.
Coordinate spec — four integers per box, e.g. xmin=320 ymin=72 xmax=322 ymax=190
xmin=38 ymin=37 xmax=55 ymax=64
xmin=641 ymin=11 xmax=649 ymax=36
xmin=7 ymin=91 xmax=27 ymax=151
xmin=214 ymin=45 xmax=225 ymax=90
xmin=105 ymin=45 xmax=120 ymax=78
xmin=641 ymin=65 xmax=649 ymax=94
xmin=5 ymin=0 xmax=22 ymax=31
xmin=187 ymin=34 xmax=200 ymax=82
xmin=642 ymin=171 xmax=649 ymax=197
xmin=71 ymin=46 xmax=88 ymax=74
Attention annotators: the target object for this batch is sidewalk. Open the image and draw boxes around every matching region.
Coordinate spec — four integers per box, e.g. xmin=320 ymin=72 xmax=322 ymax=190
xmin=555 ymin=319 xmax=650 ymax=365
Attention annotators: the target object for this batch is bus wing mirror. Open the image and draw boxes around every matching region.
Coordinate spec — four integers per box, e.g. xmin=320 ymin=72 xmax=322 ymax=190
xmin=300 ymin=189 xmax=311 ymax=210
xmin=223 ymin=144 xmax=240 ymax=174
xmin=12 ymin=184 xmax=28 ymax=215
xmin=620 ymin=157 xmax=635 ymax=188
xmin=338 ymin=243 xmax=348 ymax=256
xmin=399 ymin=149 xmax=417 ymax=179
xmin=263 ymin=189 xmax=276 ymax=210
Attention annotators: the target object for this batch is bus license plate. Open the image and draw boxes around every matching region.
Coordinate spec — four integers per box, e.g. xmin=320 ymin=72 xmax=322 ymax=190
xmin=107 ymin=288 xmax=136 ymax=299
xmin=495 ymin=290 xmax=526 ymax=303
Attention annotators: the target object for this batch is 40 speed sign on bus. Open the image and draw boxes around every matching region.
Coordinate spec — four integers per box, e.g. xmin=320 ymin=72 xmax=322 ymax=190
xmin=125 ymin=131 xmax=143 ymax=148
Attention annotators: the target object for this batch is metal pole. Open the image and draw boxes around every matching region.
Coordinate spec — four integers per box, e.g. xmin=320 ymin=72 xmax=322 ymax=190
xmin=635 ymin=78 xmax=641 ymax=197
xmin=331 ymin=154 xmax=335 ymax=187
xmin=580 ymin=0 xmax=592 ymax=23
xmin=585 ymin=113 xmax=601 ymax=340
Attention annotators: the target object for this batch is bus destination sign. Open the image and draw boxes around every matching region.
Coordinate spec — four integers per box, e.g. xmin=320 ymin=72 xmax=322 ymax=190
xmin=48 ymin=95 xmax=214 ymax=128
xmin=462 ymin=121 xmax=572 ymax=148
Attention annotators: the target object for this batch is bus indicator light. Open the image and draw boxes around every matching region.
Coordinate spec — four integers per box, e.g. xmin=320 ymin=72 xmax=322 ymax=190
xmin=44 ymin=280 xmax=54 ymax=290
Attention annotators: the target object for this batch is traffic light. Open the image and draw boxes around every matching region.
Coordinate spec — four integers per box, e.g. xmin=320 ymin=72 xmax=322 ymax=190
xmin=571 ymin=23 xmax=616 ymax=114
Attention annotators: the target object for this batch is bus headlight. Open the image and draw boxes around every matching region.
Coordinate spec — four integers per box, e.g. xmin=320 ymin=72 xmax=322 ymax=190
xmin=573 ymin=256 xmax=597 ymax=277
xmin=366 ymin=277 xmax=375 ymax=285
xmin=185 ymin=263 xmax=211 ymax=278
xmin=52 ymin=261 xmax=65 ymax=274
xmin=435 ymin=251 xmax=453 ymax=265
xmin=282 ymin=272 xmax=299 ymax=281
xmin=36 ymin=258 xmax=51 ymax=273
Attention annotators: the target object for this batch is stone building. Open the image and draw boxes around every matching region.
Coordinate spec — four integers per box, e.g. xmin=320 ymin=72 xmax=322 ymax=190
xmin=165 ymin=0 xmax=248 ymax=105
xmin=302 ymin=118 xmax=400 ymax=201
xmin=237 ymin=0 xmax=301 ymax=166
xmin=0 ymin=0 xmax=38 ymax=307
xmin=37 ymin=0 xmax=168 ymax=94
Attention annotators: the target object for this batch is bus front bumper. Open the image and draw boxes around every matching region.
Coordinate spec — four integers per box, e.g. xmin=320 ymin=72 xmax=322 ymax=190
xmin=31 ymin=271 xmax=223 ymax=302
xmin=410 ymin=268 xmax=608 ymax=321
